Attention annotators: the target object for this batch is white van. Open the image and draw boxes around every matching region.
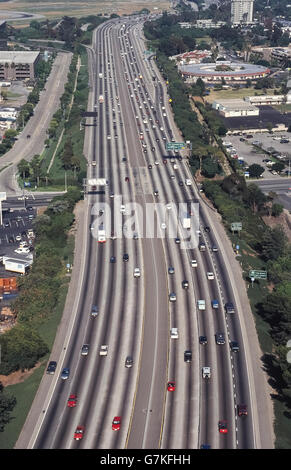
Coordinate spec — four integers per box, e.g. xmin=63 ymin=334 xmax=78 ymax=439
xmin=170 ymin=328 xmax=179 ymax=339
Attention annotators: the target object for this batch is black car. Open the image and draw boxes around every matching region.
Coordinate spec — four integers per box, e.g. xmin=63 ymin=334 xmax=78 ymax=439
xmin=26 ymin=206 xmax=33 ymax=212
xmin=216 ymin=333 xmax=225 ymax=345
xmin=182 ymin=280 xmax=189 ymax=289
xmin=125 ymin=356 xmax=133 ymax=368
xmin=230 ymin=341 xmax=239 ymax=352
xmin=175 ymin=238 xmax=181 ymax=244
xmin=184 ymin=350 xmax=192 ymax=363
xmin=179 ymin=181 xmax=184 ymax=186
xmin=225 ymin=302 xmax=235 ymax=314
xmin=204 ymin=226 xmax=210 ymax=233
xmin=46 ymin=361 xmax=57 ymax=375
xmin=110 ymin=256 xmax=116 ymax=263
xmin=148 ymin=164 xmax=152 ymax=169
xmin=199 ymin=336 xmax=208 ymax=345
xmin=123 ymin=253 xmax=129 ymax=262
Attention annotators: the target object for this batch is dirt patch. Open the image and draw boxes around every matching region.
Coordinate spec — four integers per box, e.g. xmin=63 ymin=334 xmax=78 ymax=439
xmin=262 ymin=209 xmax=291 ymax=242
xmin=0 ymin=361 xmax=42 ymax=387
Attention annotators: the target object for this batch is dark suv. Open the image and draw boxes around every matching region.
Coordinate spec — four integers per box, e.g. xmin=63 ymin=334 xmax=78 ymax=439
xmin=215 ymin=333 xmax=225 ymax=345
xmin=46 ymin=361 xmax=57 ymax=375
xmin=225 ymin=302 xmax=235 ymax=314
xmin=184 ymin=350 xmax=192 ymax=363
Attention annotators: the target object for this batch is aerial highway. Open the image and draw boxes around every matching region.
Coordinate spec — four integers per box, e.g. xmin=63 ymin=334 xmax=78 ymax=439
xmin=15 ymin=16 xmax=274 ymax=450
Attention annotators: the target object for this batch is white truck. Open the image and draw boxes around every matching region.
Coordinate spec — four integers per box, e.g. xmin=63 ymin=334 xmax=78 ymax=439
xmin=182 ymin=215 xmax=191 ymax=229
xmin=197 ymin=300 xmax=206 ymax=310
xmin=3 ymin=258 xmax=31 ymax=275
xmin=99 ymin=345 xmax=108 ymax=356
xmin=202 ymin=367 xmax=211 ymax=379
xmin=98 ymin=225 xmax=106 ymax=243
xmin=98 ymin=95 xmax=104 ymax=103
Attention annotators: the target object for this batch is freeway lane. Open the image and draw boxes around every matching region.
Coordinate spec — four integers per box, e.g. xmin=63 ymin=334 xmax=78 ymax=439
xmin=16 ymin=15 xmax=274 ymax=450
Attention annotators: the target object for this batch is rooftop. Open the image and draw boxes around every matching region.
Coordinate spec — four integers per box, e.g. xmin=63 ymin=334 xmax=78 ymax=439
xmin=0 ymin=51 xmax=39 ymax=64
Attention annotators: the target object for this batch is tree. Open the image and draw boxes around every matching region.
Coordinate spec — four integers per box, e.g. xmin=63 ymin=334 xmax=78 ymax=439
xmin=61 ymin=138 xmax=74 ymax=170
xmin=244 ymin=183 xmax=267 ymax=213
xmin=248 ymin=163 xmax=265 ymax=179
xmin=18 ymin=159 xmax=30 ymax=180
xmin=272 ymin=162 xmax=285 ymax=173
xmin=261 ymin=226 xmax=287 ymax=261
xmin=271 ymin=203 xmax=284 ymax=217
xmin=0 ymin=382 xmax=16 ymax=432
xmin=30 ymin=155 xmax=43 ymax=186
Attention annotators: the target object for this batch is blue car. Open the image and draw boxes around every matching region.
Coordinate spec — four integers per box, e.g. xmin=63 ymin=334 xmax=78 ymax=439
xmin=61 ymin=367 xmax=70 ymax=380
xmin=211 ymin=299 xmax=219 ymax=309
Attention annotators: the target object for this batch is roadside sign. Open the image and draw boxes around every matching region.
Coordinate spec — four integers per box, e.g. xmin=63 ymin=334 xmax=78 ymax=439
xmin=166 ymin=142 xmax=186 ymax=151
xmin=249 ymin=270 xmax=267 ymax=280
xmin=231 ymin=222 xmax=242 ymax=232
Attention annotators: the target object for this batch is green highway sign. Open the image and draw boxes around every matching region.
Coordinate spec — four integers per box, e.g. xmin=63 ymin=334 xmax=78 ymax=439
xmin=166 ymin=142 xmax=186 ymax=151
xmin=249 ymin=270 xmax=268 ymax=280
xmin=231 ymin=222 xmax=242 ymax=231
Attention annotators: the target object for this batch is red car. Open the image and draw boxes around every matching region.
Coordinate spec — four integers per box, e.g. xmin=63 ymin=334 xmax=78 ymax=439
xmin=112 ymin=416 xmax=121 ymax=431
xmin=218 ymin=421 xmax=228 ymax=434
xmin=67 ymin=394 xmax=77 ymax=408
xmin=125 ymin=177 xmax=129 ymax=182
xmin=167 ymin=381 xmax=176 ymax=392
xmin=238 ymin=404 xmax=248 ymax=417
xmin=74 ymin=425 xmax=85 ymax=440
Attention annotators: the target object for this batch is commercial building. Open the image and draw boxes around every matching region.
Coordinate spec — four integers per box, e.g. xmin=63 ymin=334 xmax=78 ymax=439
xmin=194 ymin=19 xmax=227 ymax=29
xmin=212 ymin=99 xmax=259 ymax=117
xmin=0 ymin=51 xmax=40 ymax=80
xmin=170 ymin=49 xmax=212 ymax=65
xmin=246 ymin=94 xmax=291 ymax=106
xmin=179 ymin=61 xmax=270 ymax=83
xmin=231 ymin=0 xmax=254 ymax=25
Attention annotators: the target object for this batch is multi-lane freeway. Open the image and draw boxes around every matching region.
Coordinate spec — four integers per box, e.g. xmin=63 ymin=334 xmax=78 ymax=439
xmin=15 ymin=16 xmax=274 ymax=450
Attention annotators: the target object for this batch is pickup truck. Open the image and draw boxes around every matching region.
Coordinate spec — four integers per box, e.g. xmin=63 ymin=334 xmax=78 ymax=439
xmin=170 ymin=328 xmax=179 ymax=339
xmin=133 ymin=268 xmax=141 ymax=278
xmin=202 ymin=367 xmax=211 ymax=379
xmin=197 ymin=300 xmax=206 ymax=310
xmin=99 ymin=345 xmax=108 ymax=356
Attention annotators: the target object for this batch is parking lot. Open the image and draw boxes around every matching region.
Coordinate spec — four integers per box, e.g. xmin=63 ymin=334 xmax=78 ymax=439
xmin=0 ymin=207 xmax=36 ymax=275
xmin=224 ymin=133 xmax=291 ymax=179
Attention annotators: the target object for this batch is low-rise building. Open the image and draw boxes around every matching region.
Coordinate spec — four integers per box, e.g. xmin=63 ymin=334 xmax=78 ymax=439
xmin=246 ymin=94 xmax=291 ymax=105
xmin=212 ymin=98 xmax=259 ymax=117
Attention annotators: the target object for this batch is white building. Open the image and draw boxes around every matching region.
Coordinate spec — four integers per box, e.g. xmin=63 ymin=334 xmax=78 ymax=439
xmin=231 ymin=0 xmax=254 ymax=25
xmin=194 ymin=19 xmax=227 ymax=29
xmin=246 ymin=94 xmax=291 ymax=105
xmin=212 ymin=99 xmax=259 ymax=117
